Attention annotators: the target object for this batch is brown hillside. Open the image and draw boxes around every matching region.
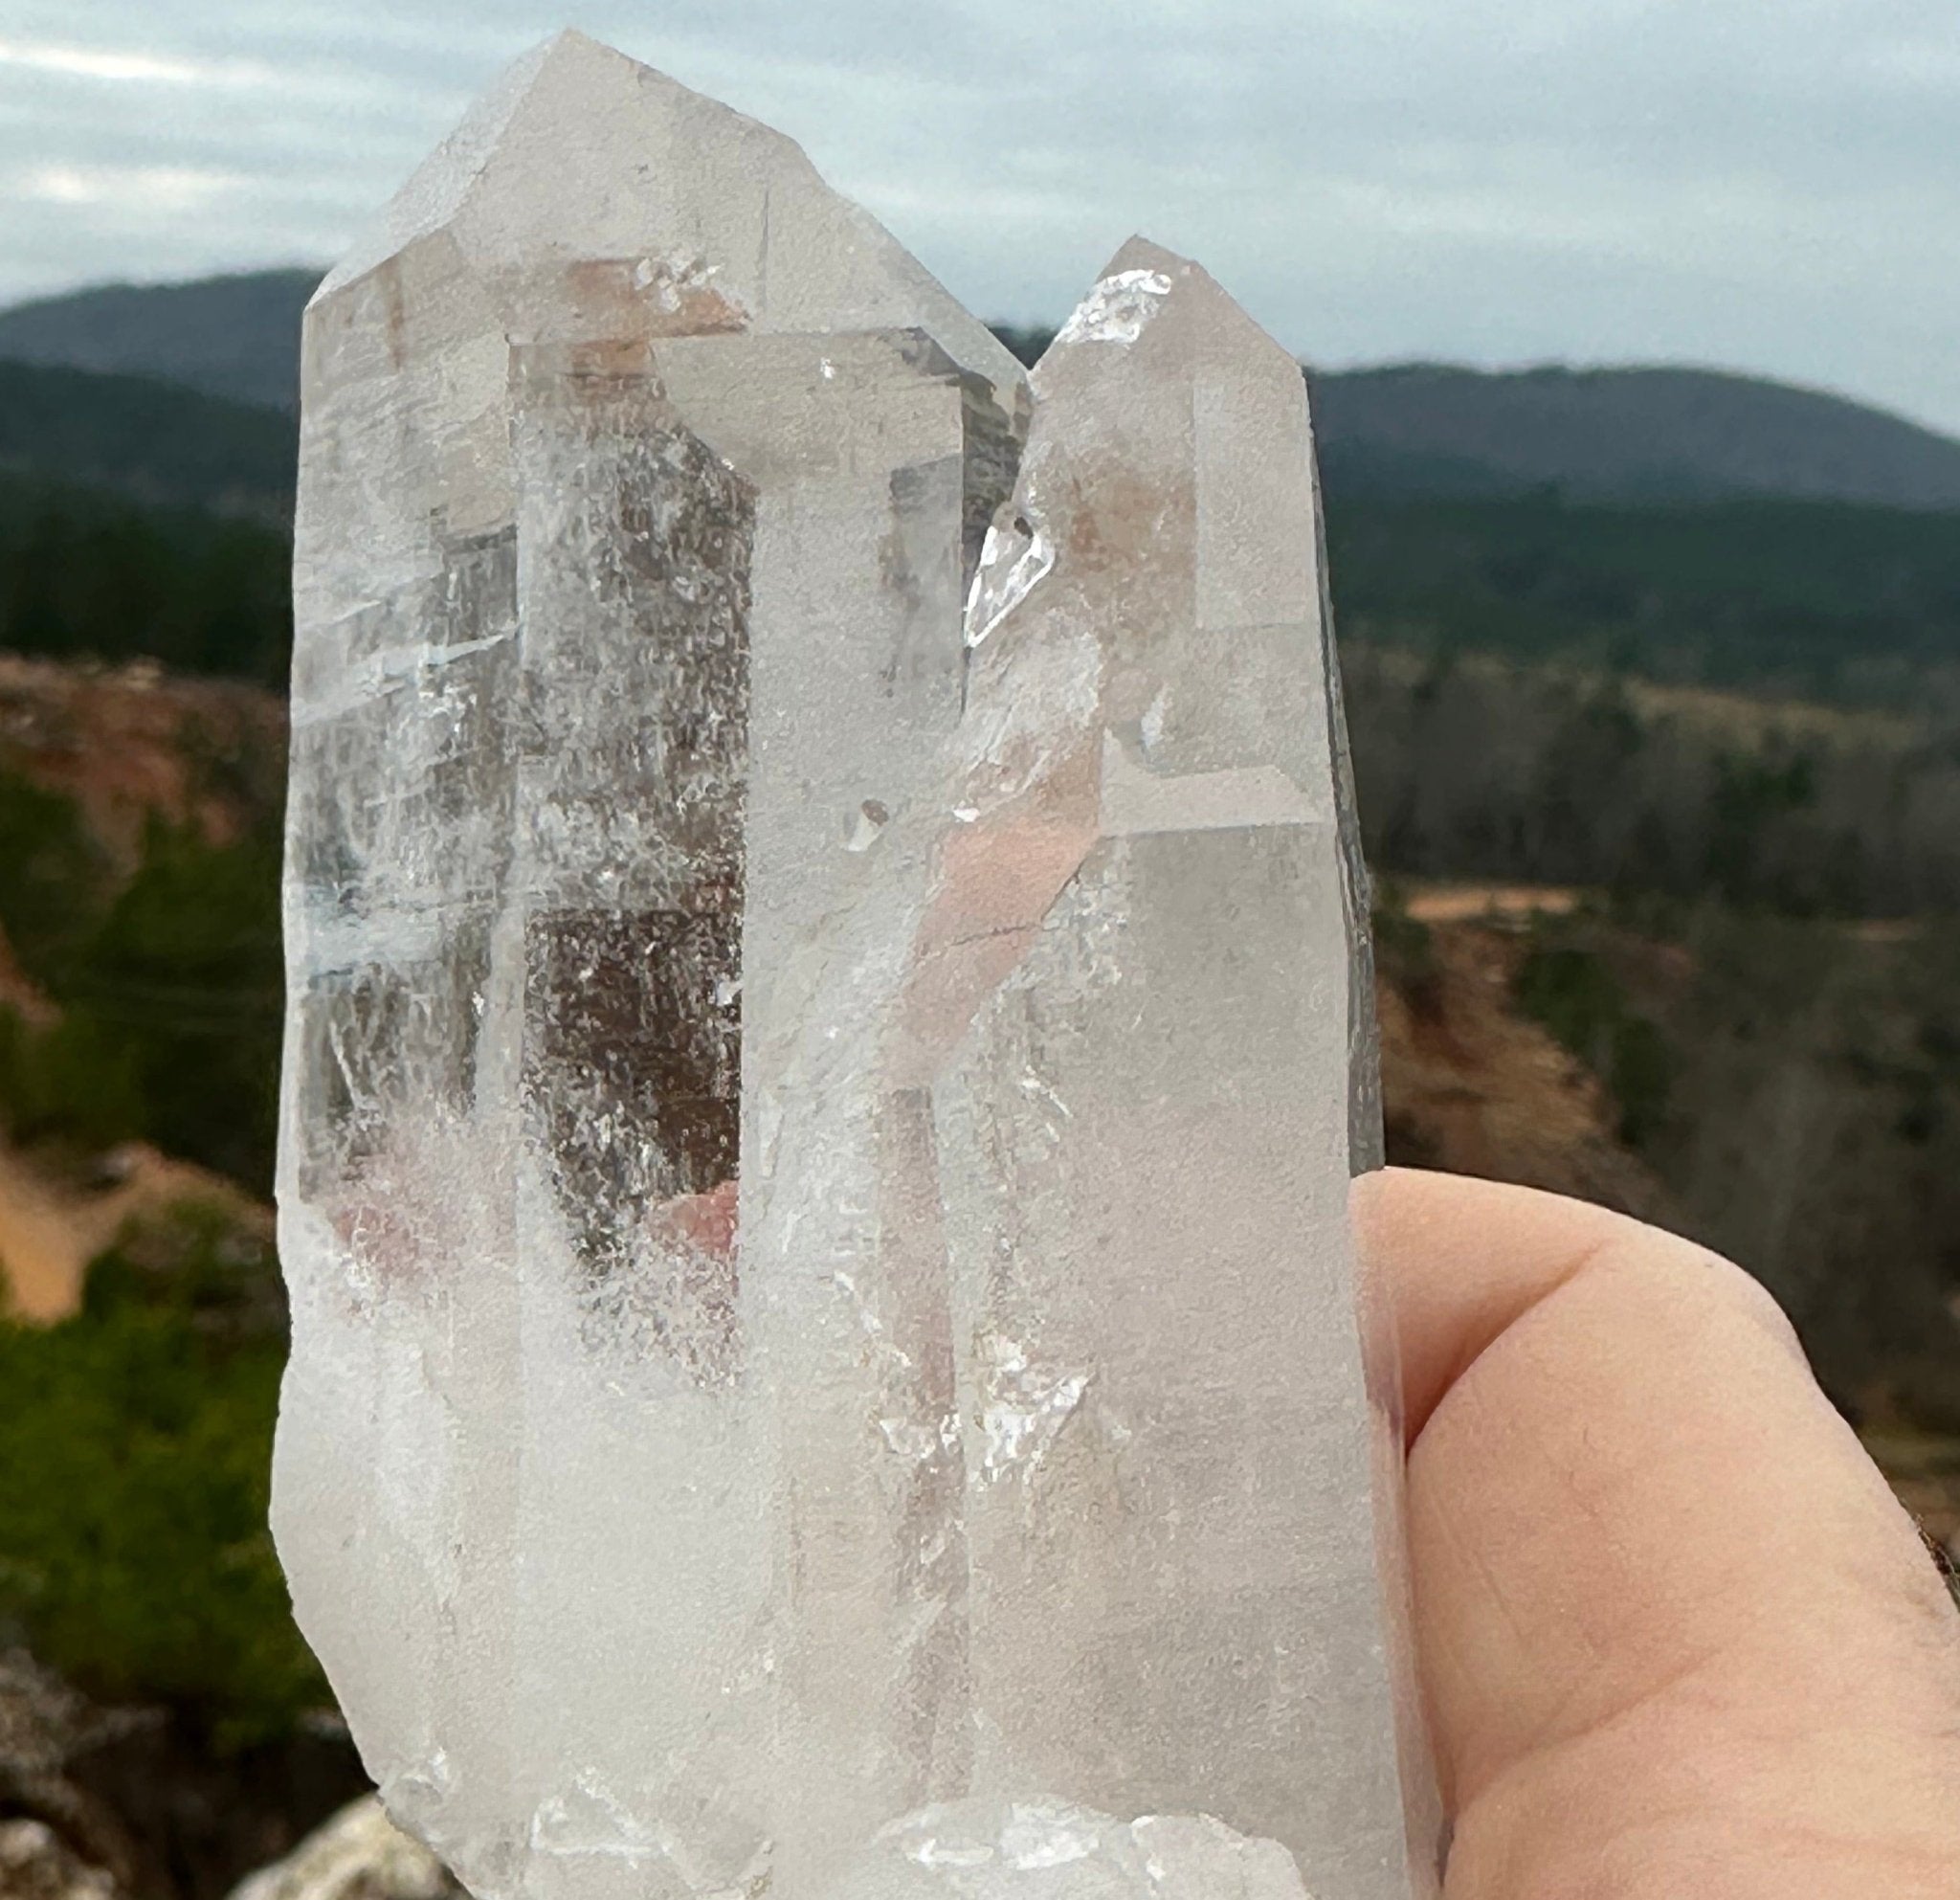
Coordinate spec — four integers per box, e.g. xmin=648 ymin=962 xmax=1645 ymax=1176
xmin=0 ymin=1143 xmax=269 ymax=1323
xmin=0 ymin=655 xmax=285 ymax=1320
xmin=0 ymin=653 xmax=284 ymax=861
xmin=1377 ymin=904 xmax=1672 ymax=1223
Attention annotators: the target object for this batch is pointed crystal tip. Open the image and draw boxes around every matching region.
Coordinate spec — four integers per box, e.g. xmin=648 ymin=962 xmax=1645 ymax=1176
xmin=310 ymin=29 xmax=1021 ymax=398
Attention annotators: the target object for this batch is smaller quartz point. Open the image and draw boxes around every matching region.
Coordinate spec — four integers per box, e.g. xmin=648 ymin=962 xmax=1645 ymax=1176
xmin=275 ymin=33 xmax=1438 ymax=1900
xmin=905 ymin=240 xmax=1438 ymax=1898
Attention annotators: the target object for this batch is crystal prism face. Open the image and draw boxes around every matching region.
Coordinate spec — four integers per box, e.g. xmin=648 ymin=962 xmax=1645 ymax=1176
xmin=276 ymin=33 xmax=1436 ymax=1900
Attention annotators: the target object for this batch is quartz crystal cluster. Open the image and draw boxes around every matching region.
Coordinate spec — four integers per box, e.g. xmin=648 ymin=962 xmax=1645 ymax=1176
xmin=276 ymin=31 xmax=1439 ymax=1900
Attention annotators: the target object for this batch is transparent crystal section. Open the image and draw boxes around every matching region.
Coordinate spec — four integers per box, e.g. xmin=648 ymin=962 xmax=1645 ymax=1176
xmin=911 ymin=239 xmax=1437 ymax=1898
xmin=276 ymin=34 xmax=1437 ymax=1900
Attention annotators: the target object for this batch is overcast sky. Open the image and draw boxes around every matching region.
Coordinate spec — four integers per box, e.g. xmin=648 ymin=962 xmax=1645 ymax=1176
xmin=4 ymin=1 xmax=1957 ymax=432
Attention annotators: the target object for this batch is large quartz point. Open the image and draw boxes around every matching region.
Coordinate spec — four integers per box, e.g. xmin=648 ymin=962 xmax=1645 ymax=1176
xmin=277 ymin=31 xmax=1437 ymax=1900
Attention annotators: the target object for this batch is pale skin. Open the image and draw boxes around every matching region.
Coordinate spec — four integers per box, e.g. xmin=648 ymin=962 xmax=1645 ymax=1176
xmin=1357 ymin=1168 xmax=1960 ymax=1898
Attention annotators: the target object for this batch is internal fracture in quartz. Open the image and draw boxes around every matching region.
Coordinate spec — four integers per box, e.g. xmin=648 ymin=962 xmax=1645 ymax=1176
xmin=275 ymin=30 xmax=1437 ymax=1900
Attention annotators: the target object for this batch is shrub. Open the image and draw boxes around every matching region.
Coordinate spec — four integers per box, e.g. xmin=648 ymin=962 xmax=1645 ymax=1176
xmin=0 ymin=812 xmax=283 ymax=1189
xmin=0 ymin=770 xmax=107 ymax=972
xmin=0 ymin=1208 xmax=319 ymax=1747
xmin=1514 ymin=940 xmax=1675 ymax=1147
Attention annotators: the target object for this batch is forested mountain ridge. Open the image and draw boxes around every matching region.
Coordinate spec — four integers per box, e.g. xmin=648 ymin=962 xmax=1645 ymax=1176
xmin=1311 ymin=364 xmax=1960 ymax=509
xmin=2 ymin=327 xmax=1957 ymax=707
xmin=999 ymin=326 xmax=1960 ymax=509
xmin=1326 ymin=491 xmax=1960 ymax=706
xmin=10 ymin=270 xmax=1960 ymax=509
xmin=0 ymin=473 xmax=292 ymax=687
xmin=0 ymin=363 xmax=296 ymax=521
xmin=8 ymin=414 xmax=1955 ymax=711
xmin=0 ymin=269 xmax=318 ymax=413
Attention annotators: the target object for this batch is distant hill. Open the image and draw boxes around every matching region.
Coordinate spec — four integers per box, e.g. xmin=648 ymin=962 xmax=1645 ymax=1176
xmin=10 ymin=273 xmax=1960 ymax=511
xmin=0 ymin=269 xmax=318 ymax=414
xmin=0 ymin=362 xmax=296 ymax=521
xmin=999 ymin=327 xmax=1960 ymax=511
xmin=1310 ymin=364 xmax=1960 ymax=511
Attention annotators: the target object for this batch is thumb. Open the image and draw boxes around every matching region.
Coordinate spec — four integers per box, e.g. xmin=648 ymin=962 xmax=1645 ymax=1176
xmin=1358 ymin=1167 xmax=1960 ymax=1899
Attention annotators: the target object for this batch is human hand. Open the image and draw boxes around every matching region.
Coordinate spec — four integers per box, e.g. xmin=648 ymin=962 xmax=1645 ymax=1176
xmin=1356 ymin=1167 xmax=1960 ymax=1898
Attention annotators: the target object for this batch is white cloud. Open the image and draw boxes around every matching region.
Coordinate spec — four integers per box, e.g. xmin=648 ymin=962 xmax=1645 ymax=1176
xmin=17 ymin=161 xmax=242 ymax=211
xmin=1860 ymin=35 xmax=1960 ymax=89
xmin=0 ymin=37 xmax=277 ymax=87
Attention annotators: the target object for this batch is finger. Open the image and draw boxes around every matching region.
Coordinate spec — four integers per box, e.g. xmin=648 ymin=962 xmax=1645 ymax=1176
xmin=1356 ymin=1167 xmax=1960 ymax=1899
